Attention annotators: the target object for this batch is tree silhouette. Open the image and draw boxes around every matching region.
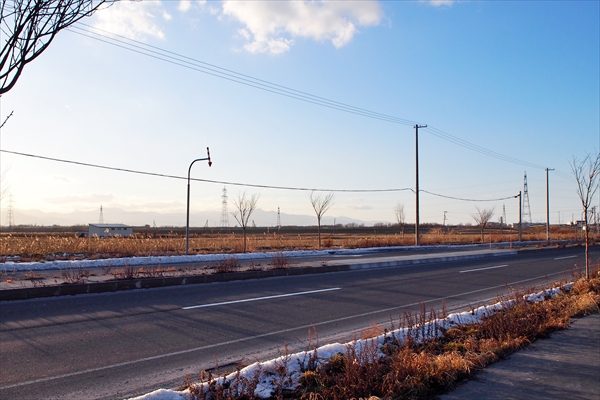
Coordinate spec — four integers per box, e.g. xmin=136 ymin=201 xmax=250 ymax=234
xmin=232 ymin=192 xmax=258 ymax=253
xmin=394 ymin=203 xmax=405 ymax=237
xmin=571 ymin=153 xmax=600 ymax=279
xmin=310 ymin=191 xmax=334 ymax=249
xmin=1 ymin=0 xmax=113 ymax=94
xmin=472 ymin=207 xmax=494 ymax=243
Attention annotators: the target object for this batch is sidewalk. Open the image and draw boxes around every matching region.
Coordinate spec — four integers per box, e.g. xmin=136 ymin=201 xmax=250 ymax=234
xmin=439 ymin=314 xmax=600 ymax=400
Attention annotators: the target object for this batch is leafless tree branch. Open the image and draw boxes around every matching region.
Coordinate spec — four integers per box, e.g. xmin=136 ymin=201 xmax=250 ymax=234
xmin=0 ymin=109 xmax=13 ymax=129
xmin=0 ymin=0 xmax=114 ymax=95
xmin=232 ymin=192 xmax=259 ymax=253
xmin=571 ymin=153 xmax=600 ymax=279
xmin=310 ymin=191 xmax=334 ymax=249
xmin=394 ymin=203 xmax=405 ymax=237
xmin=473 ymin=207 xmax=494 ymax=242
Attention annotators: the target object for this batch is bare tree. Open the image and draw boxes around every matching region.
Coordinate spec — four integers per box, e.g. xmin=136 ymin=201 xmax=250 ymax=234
xmin=310 ymin=191 xmax=334 ymax=249
xmin=472 ymin=207 xmax=494 ymax=243
xmin=571 ymin=153 xmax=600 ymax=279
xmin=394 ymin=203 xmax=405 ymax=237
xmin=232 ymin=192 xmax=259 ymax=253
xmin=1 ymin=0 xmax=113 ymax=94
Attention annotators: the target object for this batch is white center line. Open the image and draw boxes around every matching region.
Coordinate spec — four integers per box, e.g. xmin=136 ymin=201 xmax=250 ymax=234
xmin=460 ymin=264 xmax=509 ymax=274
xmin=182 ymin=287 xmax=341 ymax=310
xmin=554 ymin=255 xmax=577 ymax=260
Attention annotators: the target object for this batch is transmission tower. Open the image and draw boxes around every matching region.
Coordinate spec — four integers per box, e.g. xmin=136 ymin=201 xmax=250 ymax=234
xmin=502 ymin=204 xmax=507 ymax=226
xmin=99 ymin=205 xmax=104 ymax=224
xmin=220 ymin=187 xmax=229 ymax=228
xmin=7 ymin=194 xmax=14 ymax=227
xmin=522 ymin=172 xmax=532 ymax=224
xmin=277 ymin=206 xmax=281 ymax=229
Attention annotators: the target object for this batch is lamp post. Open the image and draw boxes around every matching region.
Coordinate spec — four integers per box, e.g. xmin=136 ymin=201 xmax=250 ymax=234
xmin=186 ymin=147 xmax=212 ymax=255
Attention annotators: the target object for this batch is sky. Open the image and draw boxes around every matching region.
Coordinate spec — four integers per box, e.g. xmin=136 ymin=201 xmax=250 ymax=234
xmin=0 ymin=0 xmax=599 ymax=228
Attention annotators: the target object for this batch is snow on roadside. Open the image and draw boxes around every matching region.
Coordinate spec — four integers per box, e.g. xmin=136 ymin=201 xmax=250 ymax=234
xmin=0 ymin=243 xmax=506 ymax=272
xmin=126 ymin=283 xmax=573 ymax=400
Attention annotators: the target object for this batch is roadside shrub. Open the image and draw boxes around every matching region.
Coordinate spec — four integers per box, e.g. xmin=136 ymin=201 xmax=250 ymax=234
xmin=271 ymin=253 xmax=289 ymax=269
xmin=216 ymin=257 xmax=241 ymax=273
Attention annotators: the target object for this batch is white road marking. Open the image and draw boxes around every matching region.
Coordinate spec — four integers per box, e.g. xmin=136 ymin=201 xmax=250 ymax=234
xmin=182 ymin=287 xmax=341 ymax=310
xmin=554 ymin=255 xmax=577 ymax=260
xmin=459 ymin=264 xmax=509 ymax=274
xmin=0 ymin=269 xmax=574 ymax=391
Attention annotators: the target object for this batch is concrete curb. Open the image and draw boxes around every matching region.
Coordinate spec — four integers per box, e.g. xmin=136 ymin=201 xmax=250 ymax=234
xmin=0 ymin=250 xmax=518 ymax=301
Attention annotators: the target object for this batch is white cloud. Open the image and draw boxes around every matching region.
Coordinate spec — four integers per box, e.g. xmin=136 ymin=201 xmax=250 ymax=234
xmin=178 ymin=0 xmax=192 ymax=13
xmin=222 ymin=0 xmax=382 ymax=54
xmin=93 ymin=1 xmax=168 ymax=40
xmin=428 ymin=0 xmax=455 ymax=7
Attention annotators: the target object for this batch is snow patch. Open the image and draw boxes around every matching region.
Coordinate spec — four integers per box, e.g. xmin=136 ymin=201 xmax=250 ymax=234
xmin=0 ymin=243 xmax=512 ymax=272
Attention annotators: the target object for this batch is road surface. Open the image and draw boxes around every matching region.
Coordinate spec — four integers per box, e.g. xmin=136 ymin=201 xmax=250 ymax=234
xmin=0 ymin=246 xmax=594 ymax=400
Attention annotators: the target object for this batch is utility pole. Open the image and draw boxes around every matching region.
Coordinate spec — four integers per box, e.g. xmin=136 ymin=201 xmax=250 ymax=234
xmin=443 ymin=210 xmax=447 ymax=227
xmin=517 ymin=191 xmax=522 ymax=242
xmin=414 ymin=124 xmax=427 ymax=246
xmin=545 ymin=167 xmax=554 ymax=242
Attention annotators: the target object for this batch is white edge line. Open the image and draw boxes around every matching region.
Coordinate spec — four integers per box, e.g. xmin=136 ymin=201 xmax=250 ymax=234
xmin=182 ymin=287 xmax=341 ymax=310
xmin=460 ymin=264 xmax=509 ymax=274
xmin=0 ymin=269 xmax=574 ymax=391
xmin=554 ymin=255 xmax=577 ymax=260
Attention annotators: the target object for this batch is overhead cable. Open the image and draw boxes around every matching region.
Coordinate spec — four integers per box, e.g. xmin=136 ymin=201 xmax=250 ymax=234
xmin=68 ymin=23 xmax=545 ymax=170
xmin=2 ymin=149 xmax=518 ymax=201
xmin=420 ymin=189 xmax=517 ymax=202
xmin=0 ymin=149 xmax=413 ymax=193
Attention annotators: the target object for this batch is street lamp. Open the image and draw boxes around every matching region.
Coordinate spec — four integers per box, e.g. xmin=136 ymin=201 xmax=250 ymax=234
xmin=186 ymin=147 xmax=212 ymax=255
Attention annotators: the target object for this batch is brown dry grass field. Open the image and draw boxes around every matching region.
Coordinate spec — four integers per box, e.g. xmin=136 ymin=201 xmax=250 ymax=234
xmin=0 ymin=225 xmax=591 ymax=261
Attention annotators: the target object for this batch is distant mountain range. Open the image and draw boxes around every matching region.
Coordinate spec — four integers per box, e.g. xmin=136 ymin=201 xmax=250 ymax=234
xmin=7 ymin=207 xmax=389 ymax=227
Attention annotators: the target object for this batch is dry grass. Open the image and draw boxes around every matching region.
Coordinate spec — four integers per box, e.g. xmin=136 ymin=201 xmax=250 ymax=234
xmin=0 ymin=226 xmax=588 ymax=261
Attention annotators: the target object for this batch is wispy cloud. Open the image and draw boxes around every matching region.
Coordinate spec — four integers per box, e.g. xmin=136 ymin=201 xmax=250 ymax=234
xmin=222 ymin=0 xmax=383 ymax=54
xmin=45 ymin=193 xmax=115 ymax=205
xmin=93 ymin=1 xmax=170 ymax=40
xmin=178 ymin=0 xmax=192 ymax=13
xmin=427 ymin=0 xmax=455 ymax=7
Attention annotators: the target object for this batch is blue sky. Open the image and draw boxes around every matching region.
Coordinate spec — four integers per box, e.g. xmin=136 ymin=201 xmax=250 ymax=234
xmin=0 ymin=0 xmax=598 ymax=227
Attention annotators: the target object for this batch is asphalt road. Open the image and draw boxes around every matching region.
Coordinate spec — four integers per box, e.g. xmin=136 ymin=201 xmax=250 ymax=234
xmin=0 ymin=246 xmax=595 ymax=400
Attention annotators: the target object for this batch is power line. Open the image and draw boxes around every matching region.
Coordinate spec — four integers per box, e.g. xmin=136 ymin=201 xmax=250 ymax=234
xmin=427 ymin=126 xmax=545 ymax=170
xmin=420 ymin=189 xmax=516 ymax=202
xmin=75 ymin=22 xmax=417 ymax=126
xmin=67 ymin=25 xmax=415 ymax=126
xmin=0 ymin=149 xmax=413 ymax=193
xmin=1 ymin=148 xmax=519 ymax=201
xmin=68 ymin=23 xmax=545 ymax=170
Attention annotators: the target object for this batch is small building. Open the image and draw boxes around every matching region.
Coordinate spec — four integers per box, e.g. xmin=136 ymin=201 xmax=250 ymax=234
xmin=88 ymin=224 xmax=133 ymax=238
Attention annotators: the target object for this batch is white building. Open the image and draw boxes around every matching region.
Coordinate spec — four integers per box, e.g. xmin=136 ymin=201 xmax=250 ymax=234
xmin=88 ymin=224 xmax=133 ymax=238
